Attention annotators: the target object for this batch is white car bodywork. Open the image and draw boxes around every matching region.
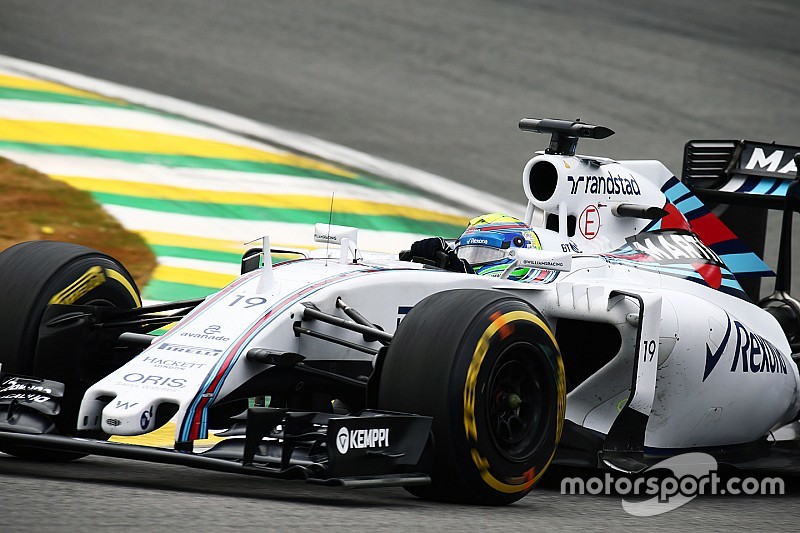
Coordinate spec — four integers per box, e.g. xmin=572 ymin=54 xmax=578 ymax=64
xmin=78 ymin=149 xmax=800 ymax=452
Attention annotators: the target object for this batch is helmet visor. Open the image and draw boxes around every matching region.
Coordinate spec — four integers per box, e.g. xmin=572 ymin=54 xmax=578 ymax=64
xmin=456 ymin=245 xmax=508 ymax=266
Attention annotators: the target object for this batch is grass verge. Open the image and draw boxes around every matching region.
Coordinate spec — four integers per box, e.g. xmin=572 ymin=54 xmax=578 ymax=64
xmin=0 ymin=157 xmax=156 ymax=288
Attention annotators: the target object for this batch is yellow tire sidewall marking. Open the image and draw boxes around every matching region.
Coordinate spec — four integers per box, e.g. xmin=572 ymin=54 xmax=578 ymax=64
xmin=462 ymin=309 xmax=565 ymax=494
xmin=48 ymin=265 xmax=140 ymax=307
xmin=105 ymin=268 xmax=142 ymax=307
xmin=48 ymin=266 xmax=106 ymax=305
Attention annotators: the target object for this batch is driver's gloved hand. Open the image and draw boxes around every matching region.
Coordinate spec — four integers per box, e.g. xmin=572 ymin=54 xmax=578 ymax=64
xmin=410 ymin=237 xmax=448 ymax=261
xmin=444 ymin=253 xmax=471 ymax=273
xmin=399 ymin=237 xmax=472 ymax=273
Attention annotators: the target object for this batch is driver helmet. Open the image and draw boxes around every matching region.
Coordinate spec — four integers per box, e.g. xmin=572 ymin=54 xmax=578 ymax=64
xmin=455 ymin=213 xmax=542 ymax=281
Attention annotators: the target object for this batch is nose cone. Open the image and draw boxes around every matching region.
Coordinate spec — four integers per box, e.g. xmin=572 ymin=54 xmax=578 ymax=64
xmin=101 ymin=400 xmax=155 ymax=435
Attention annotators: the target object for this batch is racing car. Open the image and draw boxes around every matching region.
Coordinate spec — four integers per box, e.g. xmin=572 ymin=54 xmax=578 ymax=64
xmin=0 ymin=118 xmax=799 ymax=505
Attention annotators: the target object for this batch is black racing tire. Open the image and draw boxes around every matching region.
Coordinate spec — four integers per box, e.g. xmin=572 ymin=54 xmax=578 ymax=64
xmin=378 ymin=289 xmax=565 ymax=505
xmin=0 ymin=241 xmax=141 ymax=460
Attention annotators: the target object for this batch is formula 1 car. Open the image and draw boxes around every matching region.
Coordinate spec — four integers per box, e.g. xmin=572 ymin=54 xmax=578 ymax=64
xmin=1 ymin=119 xmax=799 ymax=505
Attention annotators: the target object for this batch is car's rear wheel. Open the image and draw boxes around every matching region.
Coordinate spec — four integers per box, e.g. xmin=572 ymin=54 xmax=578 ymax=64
xmin=0 ymin=241 xmax=141 ymax=460
xmin=378 ymin=289 xmax=565 ymax=505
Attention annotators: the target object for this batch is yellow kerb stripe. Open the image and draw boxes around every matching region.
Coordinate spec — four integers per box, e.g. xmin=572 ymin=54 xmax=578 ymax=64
xmin=152 ymin=264 xmax=236 ymax=289
xmin=51 ymin=175 xmax=466 ymax=225
xmin=140 ymin=230 xmax=314 ymax=253
xmin=0 ymin=74 xmax=122 ymax=102
xmin=0 ymin=119 xmax=357 ymax=178
xmin=140 ymin=231 xmax=246 ymax=253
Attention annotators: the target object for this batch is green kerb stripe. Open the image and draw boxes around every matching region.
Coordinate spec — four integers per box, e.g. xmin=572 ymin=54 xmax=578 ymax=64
xmin=0 ymin=87 xmax=134 ymax=109
xmin=151 ymin=245 xmax=303 ymax=265
xmin=0 ymin=141 xmax=404 ymax=191
xmin=142 ymin=279 xmax=219 ymax=301
xmin=150 ymin=245 xmax=242 ymax=264
xmin=0 ymin=87 xmax=184 ymax=119
xmin=92 ymin=192 xmax=466 ymax=236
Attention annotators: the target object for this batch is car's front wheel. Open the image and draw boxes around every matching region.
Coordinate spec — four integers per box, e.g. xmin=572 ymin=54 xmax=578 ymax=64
xmin=0 ymin=241 xmax=141 ymax=460
xmin=378 ymin=289 xmax=565 ymax=505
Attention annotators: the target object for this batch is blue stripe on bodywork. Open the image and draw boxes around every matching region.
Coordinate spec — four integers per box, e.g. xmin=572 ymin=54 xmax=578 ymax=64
xmin=751 ymin=178 xmax=778 ymax=195
xmin=674 ymin=195 xmax=704 ymax=213
xmin=719 ymin=253 xmax=773 ymax=276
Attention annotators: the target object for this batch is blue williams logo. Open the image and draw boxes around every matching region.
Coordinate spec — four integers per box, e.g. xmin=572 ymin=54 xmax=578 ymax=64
xmin=140 ymin=405 xmax=153 ymax=430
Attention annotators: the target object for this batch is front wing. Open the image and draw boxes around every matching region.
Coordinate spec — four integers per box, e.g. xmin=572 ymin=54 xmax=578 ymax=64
xmin=0 ymin=375 xmax=432 ymax=488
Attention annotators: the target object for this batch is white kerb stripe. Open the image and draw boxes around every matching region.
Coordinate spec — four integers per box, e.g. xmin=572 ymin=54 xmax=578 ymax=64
xmin=0 ymin=54 xmax=525 ymax=217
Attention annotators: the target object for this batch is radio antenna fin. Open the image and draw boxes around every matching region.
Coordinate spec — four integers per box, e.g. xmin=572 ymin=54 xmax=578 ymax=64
xmin=325 ymin=192 xmax=335 ymax=266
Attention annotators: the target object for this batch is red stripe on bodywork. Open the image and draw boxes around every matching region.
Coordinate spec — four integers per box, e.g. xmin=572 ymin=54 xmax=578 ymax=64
xmin=693 ymin=262 xmax=722 ymax=289
xmin=660 ymin=203 xmax=692 ymax=231
xmin=659 ymin=203 xmax=728 ymax=288
xmin=688 ymin=212 xmax=738 ymax=246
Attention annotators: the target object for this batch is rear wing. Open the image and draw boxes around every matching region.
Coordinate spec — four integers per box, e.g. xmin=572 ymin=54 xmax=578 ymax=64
xmin=682 ymin=140 xmax=800 ymax=209
xmin=683 ymin=140 xmax=800 ymax=300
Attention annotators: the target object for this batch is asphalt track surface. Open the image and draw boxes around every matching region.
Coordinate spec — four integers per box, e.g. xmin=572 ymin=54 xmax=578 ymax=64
xmin=1 ymin=0 xmax=800 ymax=530
xmin=2 ymin=1 xmax=800 ymax=273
